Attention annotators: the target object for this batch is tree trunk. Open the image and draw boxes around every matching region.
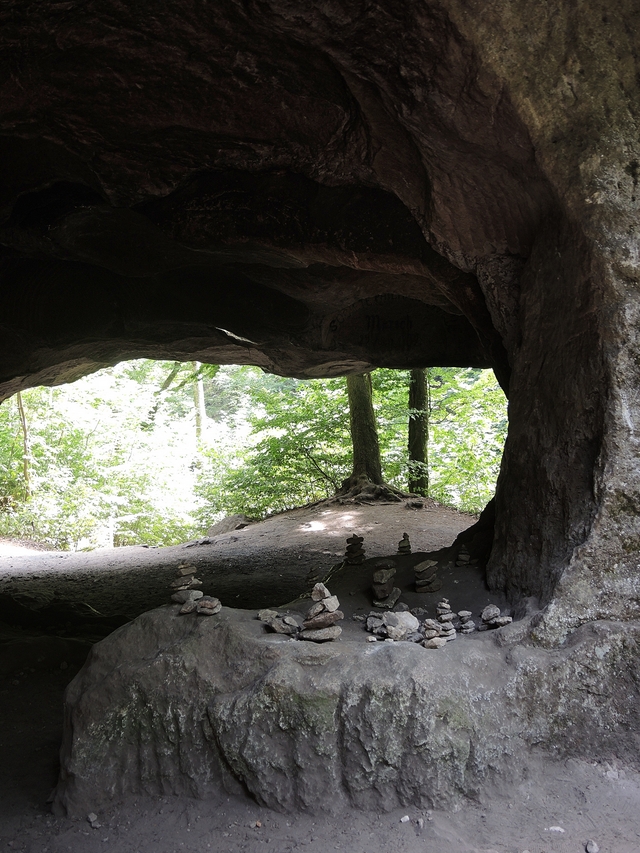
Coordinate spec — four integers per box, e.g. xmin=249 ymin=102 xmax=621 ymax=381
xmin=15 ymin=391 xmax=31 ymax=499
xmin=407 ymin=368 xmax=429 ymax=496
xmin=192 ymin=361 xmax=206 ymax=444
xmin=341 ymin=373 xmax=383 ymax=490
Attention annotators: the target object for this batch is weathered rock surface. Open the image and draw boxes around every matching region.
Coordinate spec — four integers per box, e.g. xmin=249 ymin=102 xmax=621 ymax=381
xmin=0 ymin=1 xmax=639 ymax=645
xmin=53 ymin=607 xmax=640 ymax=817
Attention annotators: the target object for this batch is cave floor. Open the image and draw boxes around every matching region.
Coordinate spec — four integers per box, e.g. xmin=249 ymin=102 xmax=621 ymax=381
xmin=1 ymin=501 xmax=639 ymax=852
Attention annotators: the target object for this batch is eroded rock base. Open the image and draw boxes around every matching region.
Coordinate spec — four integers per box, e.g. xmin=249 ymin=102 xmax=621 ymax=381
xmin=53 ymin=606 xmax=640 ymax=817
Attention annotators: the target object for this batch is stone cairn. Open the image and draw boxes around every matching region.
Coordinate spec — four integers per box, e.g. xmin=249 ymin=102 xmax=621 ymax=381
xmin=435 ymin=598 xmax=457 ymax=642
xmin=257 ymin=608 xmax=300 ymax=636
xmin=258 ymin=582 xmax=344 ymax=643
xmin=365 ymin=610 xmax=421 ymax=642
xmin=478 ymin=604 xmax=513 ymax=631
xmin=371 ymin=558 xmax=401 ymax=609
xmin=414 ymin=558 xmax=442 ymax=594
xmin=300 ymin=582 xmax=344 ymax=641
xmin=170 ymin=563 xmax=222 ymax=616
xmin=362 ymin=597 xmax=480 ymax=649
xmin=458 ymin=610 xmax=476 ymax=634
xmin=397 ymin=532 xmax=412 ymax=555
xmin=345 ymin=533 xmax=365 ymax=564
xmin=455 ymin=543 xmax=478 ymax=567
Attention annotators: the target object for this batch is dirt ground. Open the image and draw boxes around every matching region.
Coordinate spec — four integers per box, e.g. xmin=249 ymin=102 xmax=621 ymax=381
xmin=1 ymin=500 xmax=639 ymax=853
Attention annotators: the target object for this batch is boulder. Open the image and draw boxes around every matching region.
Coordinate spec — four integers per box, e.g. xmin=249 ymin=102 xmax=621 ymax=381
xmin=53 ymin=607 xmax=640 ymax=817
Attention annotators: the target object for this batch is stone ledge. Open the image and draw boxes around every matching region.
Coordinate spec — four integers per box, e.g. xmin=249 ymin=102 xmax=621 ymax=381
xmin=53 ymin=606 xmax=640 ymax=816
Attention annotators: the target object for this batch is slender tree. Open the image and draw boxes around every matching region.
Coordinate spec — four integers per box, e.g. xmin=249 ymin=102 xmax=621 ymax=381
xmin=15 ymin=391 xmax=31 ymax=499
xmin=340 ymin=373 xmax=383 ymax=492
xmin=407 ymin=368 xmax=429 ymax=495
xmin=192 ymin=361 xmax=207 ymax=444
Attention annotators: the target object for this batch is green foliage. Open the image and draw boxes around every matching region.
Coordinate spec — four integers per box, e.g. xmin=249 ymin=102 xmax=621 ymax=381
xmin=194 ymin=372 xmax=353 ymax=520
xmin=0 ymin=364 xmax=202 ymax=549
xmin=0 ymin=360 xmax=508 ymax=549
xmin=195 ymin=365 xmax=507 ymax=519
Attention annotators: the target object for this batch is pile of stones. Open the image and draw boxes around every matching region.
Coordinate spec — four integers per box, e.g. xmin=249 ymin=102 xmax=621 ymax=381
xmin=371 ymin=559 xmax=401 ymax=609
xmin=257 ymin=608 xmax=300 ymax=636
xmin=170 ymin=563 xmax=222 ymax=615
xmin=458 ymin=610 xmax=476 ymax=634
xmin=365 ymin=610 xmax=421 ymax=642
xmin=361 ymin=596 xmax=510 ymax=650
xmin=258 ymin=583 xmax=344 ymax=643
xmin=300 ymin=583 xmax=344 ymax=641
xmin=421 ymin=617 xmax=447 ymax=648
xmin=397 ymin=532 xmax=412 ymax=555
xmin=345 ymin=534 xmax=365 ymax=564
xmin=478 ymin=604 xmax=513 ymax=630
xmin=414 ymin=558 xmax=442 ymax=594
xmin=455 ymin=543 xmax=478 ymax=567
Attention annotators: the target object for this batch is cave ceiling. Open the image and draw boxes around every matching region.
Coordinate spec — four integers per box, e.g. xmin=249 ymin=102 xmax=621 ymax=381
xmin=0 ymin=0 xmax=557 ymax=399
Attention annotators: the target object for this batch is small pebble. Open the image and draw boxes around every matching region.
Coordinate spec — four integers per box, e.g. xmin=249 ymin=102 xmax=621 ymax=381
xmin=400 ymin=815 xmax=410 ymax=823
xmin=586 ymin=841 xmax=599 ymax=853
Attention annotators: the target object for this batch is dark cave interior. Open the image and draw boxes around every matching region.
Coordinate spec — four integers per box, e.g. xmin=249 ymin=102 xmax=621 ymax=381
xmin=0 ymin=0 xmax=638 ymax=648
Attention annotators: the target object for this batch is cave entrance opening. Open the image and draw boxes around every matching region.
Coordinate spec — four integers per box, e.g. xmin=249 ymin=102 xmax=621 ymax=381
xmin=0 ymin=360 xmax=506 ymax=556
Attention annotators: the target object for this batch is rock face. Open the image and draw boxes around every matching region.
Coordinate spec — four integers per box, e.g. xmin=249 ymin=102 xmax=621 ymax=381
xmin=53 ymin=607 xmax=640 ymax=816
xmin=0 ymin=3 xmax=639 ymax=642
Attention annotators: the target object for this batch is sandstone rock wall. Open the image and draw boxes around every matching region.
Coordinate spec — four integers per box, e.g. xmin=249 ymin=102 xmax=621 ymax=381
xmin=53 ymin=608 xmax=640 ymax=816
xmin=0 ymin=1 xmax=639 ymax=637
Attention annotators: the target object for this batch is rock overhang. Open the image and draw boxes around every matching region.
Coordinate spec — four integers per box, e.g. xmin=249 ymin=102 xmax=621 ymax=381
xmin=0 ymin=0 xmax=638 ymax=640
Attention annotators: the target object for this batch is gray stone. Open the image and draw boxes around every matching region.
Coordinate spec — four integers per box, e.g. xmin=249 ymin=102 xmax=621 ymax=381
xmin=306 ymin=601 xmax=326 ymax=619
xmin=177 ymin=565 xmax=197 ymax=577
xmin=257 ymin=609 xmax=279 ymax=622
xmin=171 ymin=590 xmax=204 ymax=604
xmin=415 ymin=579 xmax=442 ymax=593
xmin=423 ymin=629 xmax=441 ymax=640
xmin=170 ymin=577 xmax=202 ymax=590
xmin=311 ymin=583 xmax=331 ymax=601
xmin=302 ymin=610 xmax=344 ymax=630
xmin=372 ymin=567 xmax=396 ymax=585
xmin=178 ymin=600 xmax=199 ymax=614
xmin=269 ymin=618 xmax=299 ymax=635
xmin=299 ymin=625 xmax=342 ymax=642
xmin=372 ymin=588 xmax=401 ymax=609
xmin=195 ymin=597 xmax=222 ymax=616
xmin=481 ymin=605 xmax=501 ymax=623
xmin=585 ymin=841 xmax=599 ymax=853
xmin=492 ymin=616 xmax=513 ymax=627
xmin=458 ymin=611 xmax=472 ymax=619
xmin=53 ymin=609 xmax=640 ymax=818
xmin=382 ymin=611 xmax=419 ymax=640
xmin=366 ymin=616 xmax=384 ymax=631
xmin=423 ymin=637 xmax=447 ymax=649
xmin=415 ymin=559 xmax=438 ymax=572
xmin=372 ymin=581 xmax=394 ymax=600
xmin=323 ymin=595 xmax=340 ymax=612
xmin=415 ymin=567 xmax=437 ymax=582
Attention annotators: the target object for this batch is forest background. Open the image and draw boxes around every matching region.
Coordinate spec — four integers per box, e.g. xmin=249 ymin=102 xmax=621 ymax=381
xmin=0 ymin=362 xmax=507 ymax=551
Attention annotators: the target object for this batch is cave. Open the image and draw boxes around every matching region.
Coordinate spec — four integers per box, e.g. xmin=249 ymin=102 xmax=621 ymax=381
xmin=1 ymin=0 xmax=639 ymax=825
